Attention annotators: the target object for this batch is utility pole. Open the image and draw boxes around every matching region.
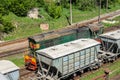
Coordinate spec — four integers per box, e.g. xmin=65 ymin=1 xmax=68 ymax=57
xmin=106 ymin=0 xmax=108 ymax=13
xmin=70 ymin=0 xmax=72 ymax=25
xmin=98 ymin=0 xmax=101 ymax=23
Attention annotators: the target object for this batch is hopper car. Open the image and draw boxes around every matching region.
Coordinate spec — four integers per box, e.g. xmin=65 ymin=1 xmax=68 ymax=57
xmin=24 ymin=23 xmax=104 ymax=70
xmin=98 ymin=29 xmax=120 ymax=62
xmin=34 ymin=29 xmax=120 ymax=80
xmin=35 ymin=38 xmax=101 ymax=80
xmin=0 ymin=60 xmax=20 ymax=80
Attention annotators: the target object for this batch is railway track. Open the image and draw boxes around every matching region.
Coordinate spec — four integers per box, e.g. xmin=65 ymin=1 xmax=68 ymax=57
xmin=0 ymin=47 xmax=28 ymax=58
xmin=0 ymin=10 xmax=120 ymax=58
xmin=1 ymin=26 xmax=120 ymax=58
xmin=0 ymin=38 xmax=28 ymax=58
xmin=104 ymin=25 xmax=120 ymax=32
xmin=20 ymin=68 xmax=36 ymax=80
xmin=0 ymin=38 xmax=27 ymax=47
xmin=19 ymin=58 xmax=120 ymax=80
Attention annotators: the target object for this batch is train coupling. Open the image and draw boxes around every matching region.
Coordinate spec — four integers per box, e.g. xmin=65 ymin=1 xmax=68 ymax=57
xmin=97 ymin=50 xmax=117 ymax=63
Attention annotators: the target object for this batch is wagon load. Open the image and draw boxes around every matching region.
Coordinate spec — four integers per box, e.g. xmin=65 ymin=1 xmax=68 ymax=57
xmin=35 ymin=38 xmax=101 ymax=80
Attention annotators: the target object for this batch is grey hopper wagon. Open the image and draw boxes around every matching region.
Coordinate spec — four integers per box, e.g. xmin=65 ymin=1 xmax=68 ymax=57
xmin=99 ymin=29 xmax=120 ymax=62
xmin=0 ymin=73 xmax=8 ymax=80
xmin=36 ymin=38 xmax=101 ymax=80
xmin=0 ymin=60 xmax=19 ymax=80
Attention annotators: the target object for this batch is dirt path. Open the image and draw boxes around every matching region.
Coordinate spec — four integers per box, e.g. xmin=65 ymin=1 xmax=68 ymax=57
xmin=111 ymin=74 xmax=120 ymax=80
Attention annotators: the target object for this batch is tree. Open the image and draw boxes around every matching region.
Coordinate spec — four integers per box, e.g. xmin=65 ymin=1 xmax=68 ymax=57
xmin=36 ymin=0 xmax=45 ymax=7
xmin=45 ymin=2 xmax=62 ymax=19
xmin=96 ymin=0 xmax=120 ymax=8
xmin=61 ymin=0 xmax=70 ymax=8
xmin=8 ymin=0 xmax=37 ymax=17
xmin=0 ymin=1 xmax=9 ymax=16
xmin=76 ymin=0 xmax=96 ymax=11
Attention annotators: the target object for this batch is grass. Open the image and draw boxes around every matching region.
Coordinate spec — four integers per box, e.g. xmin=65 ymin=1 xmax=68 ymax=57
xmin=102 ymin=15 xmax=120 ymax=28
xmin=3 ymin=13 xmax=42 ymax=40
xmin=2 ymin=4 xmax=120 ymax=40
xmin=9 ymin=57 xmax=24 ymax=67
xmin=72 ymin=54 xmax=120 ymax=80
xmin=80 ymin=60 xmax=120 ymax=80
xmin=0 ymin=53 xmax=24 ymax=67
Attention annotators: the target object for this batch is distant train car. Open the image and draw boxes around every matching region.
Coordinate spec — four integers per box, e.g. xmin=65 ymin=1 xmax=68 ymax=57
xmin=25 ymin=23 xmax=104 ymax=70
xmin=36 ymin=38 xmax=101 ymax=80
xmin=0 ymin=60 xmax=19 ymax=80
xmin=98 ymin=29 xmax=120 ymax=62
xmin=28 ymin=23 xmax=103 ymax=51
xmin=28 ymin=28 xmax=77 ymax=51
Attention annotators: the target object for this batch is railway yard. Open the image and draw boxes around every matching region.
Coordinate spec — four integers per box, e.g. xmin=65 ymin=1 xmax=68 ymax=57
xmin=0 ymin=9 xmax=120 ymax=80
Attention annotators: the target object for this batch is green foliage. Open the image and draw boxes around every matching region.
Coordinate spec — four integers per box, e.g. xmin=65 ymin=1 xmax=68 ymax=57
xmin=1 ymin=0 xmax=120 ymax=17
xmin=2 ymin=21 xmax=15 ymax=33
xmin=0 ymin=0 xmax=37 ymax=17
xmin=76 ymin=0 xmax=96 ymax=11
xmin=36 ymin=0 xmax=45 ymax=7
xmin=96 ymin=0 xmax=120 ymax=8
xmin=8 ymin=0 xmax=37 ymax=17
xmin=0 ymin=2 xmax=9 ymax=16
xmin=0 ymin=16 xmax=15 ymax=33
xmin=46 ymin=2 xmax=62 ymax=19
xmin=61 ymin=0 xmax=70 ymax=9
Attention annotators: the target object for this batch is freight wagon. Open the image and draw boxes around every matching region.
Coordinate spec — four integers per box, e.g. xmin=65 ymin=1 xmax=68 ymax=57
xmin=24 ymin=23 xmax=104 ymax=70
xmin=0 ymin=60 xmax=19 ymax=80
xmin=0 ymin=73 xmax=8 ymax=80
xmin=28 ymin=23 xmax=103 ymax=51
xmin=35 ymin=38 xmax=101 ymax=80
xmin=98 ymin=29 xmax=120 ymax=62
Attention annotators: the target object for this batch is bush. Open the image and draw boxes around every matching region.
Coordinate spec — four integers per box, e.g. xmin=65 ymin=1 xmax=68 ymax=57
xmin=9 ymin=0 xmax=37 ymax=17
xmin=0 ymin=16 xmax=15 ymax=33
xmin=46 ymin=2 xmax=62 ymax=19
xmin=61 ymin=0 xmax=70 ymax=9
xmin=36 ymin=0 xmax=45 ymax=7
xmin=76 ymin=0 xmax=95 ymax=11
xmin=0 ymin=3 xmax=9 ymax=16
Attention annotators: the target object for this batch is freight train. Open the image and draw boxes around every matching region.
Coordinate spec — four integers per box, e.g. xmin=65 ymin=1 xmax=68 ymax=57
xmin=24 ymin=23 xmax=104 ymax=70
xmin=34 ymin=29 xmax=120 ymax=80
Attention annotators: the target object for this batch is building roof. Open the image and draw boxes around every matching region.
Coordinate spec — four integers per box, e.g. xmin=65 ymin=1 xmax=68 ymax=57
xmin=99 ymin=29 xmax=120 ymax=40
xmin=0 ymin=60 xmax=19 ymax=74
xmin=36 ymin=38 xmax=100 ymax=59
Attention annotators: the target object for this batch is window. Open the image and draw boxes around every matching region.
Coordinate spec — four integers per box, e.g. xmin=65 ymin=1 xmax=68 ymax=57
xmin=80 ymin=51 xmax=85 ymax=56
xmin=69 ymin=54 xmax=73 ymax=59
xmin=63 ymin=56 xmax=68 ymax=62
